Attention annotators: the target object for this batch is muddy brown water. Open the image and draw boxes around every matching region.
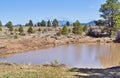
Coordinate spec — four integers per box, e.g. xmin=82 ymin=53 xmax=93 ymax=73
xmin=0 ymin=43 xmax=120 ymax=68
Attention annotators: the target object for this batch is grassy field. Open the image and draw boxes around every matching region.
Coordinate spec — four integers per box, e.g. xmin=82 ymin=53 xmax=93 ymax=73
xmin=0 ymin=63 xmax=120 ymax=78
xmin=0 ymin=64 xmax=77 ymax=78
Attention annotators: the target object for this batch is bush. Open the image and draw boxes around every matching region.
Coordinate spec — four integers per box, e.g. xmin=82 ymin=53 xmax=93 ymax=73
xmin=38 ymin=28 xmax=41 ymax=31
xmin=83 ymin=25 xmax=89 ymax=32
xmin=19 ymin=26 xmax=24 ymax=34
xmin=73 ymin=25 xmax=83 ymax=35
xmin=54 ymin=60 xmax=60 ymax=65
xmin=0 ymin=27 xmax=2 ymax=31
xmin=56 ymin=32 xmax=61 ymax=36
xmin=110 ymin=30 xmax=115 ymax=38
xmin=73 ymin=20 xmax=83 ymax=35
xmin=44 ymin=28 xmax=47 ymax=32
xmin=8 ymin=26 xmax=14 ymax=31
xmin=56 ymin=29 xmax=62 ymax=36
xmin=61 ymin=26 xmax=68 ymax=35
xmin=14 ymin=33 xmax=19 ymax=39
xmin=68 ymin=28 xmax=72 ymax=33
xmin=28 ymin=26 xmax=34 ymax=34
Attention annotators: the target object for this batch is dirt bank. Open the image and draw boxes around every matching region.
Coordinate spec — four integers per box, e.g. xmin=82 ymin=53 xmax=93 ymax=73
xmin=0 ymin=35 xmax=113 ymax=58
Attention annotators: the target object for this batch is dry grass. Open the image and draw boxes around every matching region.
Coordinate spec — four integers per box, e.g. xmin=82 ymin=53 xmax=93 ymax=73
xmin=0 ymin=63 xmax=120 ymax=78
xmin=0 ymin=63 xmax=77 ymax=78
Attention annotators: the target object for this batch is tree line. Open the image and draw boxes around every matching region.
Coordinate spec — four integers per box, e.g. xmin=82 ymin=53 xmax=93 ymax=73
xmin=0 ymin=19 xmax=87 ymax=36
xmin=0 ymin=19 xmax=71 ymax=27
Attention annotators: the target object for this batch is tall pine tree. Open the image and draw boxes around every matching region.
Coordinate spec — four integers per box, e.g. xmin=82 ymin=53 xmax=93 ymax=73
xmin=99 ymin=0 xmax=120 ymax=27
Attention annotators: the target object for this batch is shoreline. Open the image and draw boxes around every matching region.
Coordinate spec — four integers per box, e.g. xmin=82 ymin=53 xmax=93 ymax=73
xmin=0 ymin=35 xmax=114 ymax=58
xmin=0 ymin=63 xmax=120 ymax=78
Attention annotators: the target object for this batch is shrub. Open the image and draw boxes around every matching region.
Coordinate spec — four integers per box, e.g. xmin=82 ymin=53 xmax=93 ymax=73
xmin=14 ymin=33 xmax=19 ymax=39
xmin=110 ymin=30 xmax=115 ymax=38
xmin=68 ymin=28 xmax=72 ymax=33
xmin=0 ymin=27 xmax=2 ymax=31
xmin=83 ymin=25 xmax=89 ymax=32
xmin=28 ymin=26 xmax=34 ymax=34
xmin=56 ymin=32 xmax=61 ymax=36
xmin=38 ymin=28 xmax=41 ymax=31
xmin=19 ymin=26 xmax=24 ymax=34
xmin=44 ymin=28 xmax=47 ymax=32
xmin=73 ymin=25 xmax=83 ymax=35
xmin=61 ymin=26 xmax=68 ymax=35
xmin=72 ymin=20 xmax=83 ymax=35
xmin=9 ymin=26 xmax=14 ymax=31
xmin=56 ymin=29 xmax=62 ymax=36
xmin=54 ymin=60 xmax=60 ymax=65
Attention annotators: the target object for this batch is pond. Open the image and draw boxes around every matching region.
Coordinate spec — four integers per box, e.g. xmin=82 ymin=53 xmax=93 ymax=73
xmin=0 ymin=43 xmax=120 ymax=68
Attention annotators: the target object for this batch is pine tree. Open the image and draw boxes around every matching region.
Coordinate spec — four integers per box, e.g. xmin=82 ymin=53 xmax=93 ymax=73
xmin=53 ymin=19 xmax=58 ymax=27
xmin=66 ymin=21 xmax=70 ymax=26
xmin=5 ymin=21 xmax=14 ymax=31
xmin=0 ymin=20 xmax=2 ymax=26
xmin=114 ymin=12 xmax=120 ymax=31
xmin=37 ymin=22 xmax=41 ymax=26
xmin=28 ymin=26 xmax=34 ymax=34
xmin=28 ymin=20 xmax=34 ymax=26
xmin=99 ymin=0 xmax=120 ymax=27
xmin=41 ymin=20 xmax=46 ymax=26
xmin=47 ymin=20 xmax=51 ymax=27
xmin=61 ymin=26 xmax=68 ymax=35
xmin=19 ymin=26 xmax=24 ymax=34
xmin=73 ymin=20 xmax=83 ymax=35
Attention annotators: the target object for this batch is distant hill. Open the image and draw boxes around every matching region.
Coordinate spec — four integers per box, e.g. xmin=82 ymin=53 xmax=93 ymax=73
xmin=81 ymin=21 xmax=96 ymax=26
xmin=87 ymin=21 xmax=96 ymax=26
xmin=15 ymin=24 xmax=22 ymax=27
xmin=58 ymin=20 xmax=96 ymax=26
xmin=58 ymin=20 xmax=73 ymax=26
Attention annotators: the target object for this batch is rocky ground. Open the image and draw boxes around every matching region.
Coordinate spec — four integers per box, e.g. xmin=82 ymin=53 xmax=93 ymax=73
xmin=0 ymin=63 xmax=120 ymax=78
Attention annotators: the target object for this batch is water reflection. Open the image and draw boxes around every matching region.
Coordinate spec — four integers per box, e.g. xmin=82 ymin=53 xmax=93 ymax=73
xmin=0 ymin=43 xmax=120 ymax=68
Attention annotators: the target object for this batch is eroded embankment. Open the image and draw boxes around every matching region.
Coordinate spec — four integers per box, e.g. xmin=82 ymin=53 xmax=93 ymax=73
xmin=0 ymin=36 xmax=113 ymax=58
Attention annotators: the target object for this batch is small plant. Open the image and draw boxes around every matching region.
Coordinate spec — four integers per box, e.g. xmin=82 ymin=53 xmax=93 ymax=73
xmin=38 ymin=28 xmax=41 ymax=31
xmin=0 ymin=27 xmax=2 ymax=31
xmin=68 ymin=28 xmax=72 ymax=33
xmin=44 ymin=28 xmax=47 ymax=32
xmin=56 ymin=32 xmax=61 ymax=36
xmin=14 ymin=33 xmax=19 ymax=39
xmin=110 ymin=30 xmax=115 ymax=38
xmin=56 ymin=29 xmax=62 ymax=36
xmin=54 ymin=60 xmax=60 ymax=65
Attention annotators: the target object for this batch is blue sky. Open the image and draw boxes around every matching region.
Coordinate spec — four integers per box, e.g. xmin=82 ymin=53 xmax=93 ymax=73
xmin=0 ymin=0 xmax=106 ymax=25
